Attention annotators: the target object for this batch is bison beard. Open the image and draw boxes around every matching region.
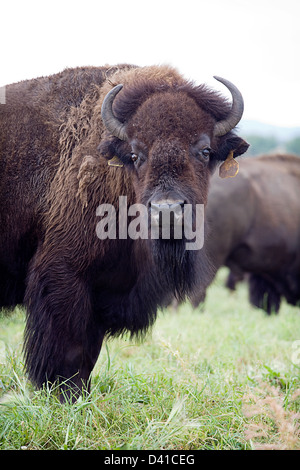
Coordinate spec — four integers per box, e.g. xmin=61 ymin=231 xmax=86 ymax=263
xmin=151 ymin=239 xmax=204 ymax=300
xmin=0 ymin=64 xmax=248 ymax=401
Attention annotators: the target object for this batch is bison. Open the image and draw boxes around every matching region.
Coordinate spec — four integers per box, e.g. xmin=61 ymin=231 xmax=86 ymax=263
xmin=191 ymin=153 xmax=300 ymax=313
xmin=0 ymin=64 xmax=248 ymax=399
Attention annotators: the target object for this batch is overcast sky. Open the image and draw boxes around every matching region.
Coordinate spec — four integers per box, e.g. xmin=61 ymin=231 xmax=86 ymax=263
xmin=1 ymin=0 xmax=299 ymax=127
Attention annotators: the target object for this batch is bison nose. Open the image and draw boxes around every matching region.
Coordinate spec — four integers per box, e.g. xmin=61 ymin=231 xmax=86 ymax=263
xmin=150 ymin=200 xmax=185 ymax=227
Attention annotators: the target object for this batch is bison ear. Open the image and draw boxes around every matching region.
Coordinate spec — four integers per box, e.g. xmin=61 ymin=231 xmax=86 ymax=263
xmin=216 ymin=134 xmax=249 ymax=161
xmin=97 ymin=137 xmax=131 ymax=166
xmin=211 ymin=134 xmax=249 ymax=178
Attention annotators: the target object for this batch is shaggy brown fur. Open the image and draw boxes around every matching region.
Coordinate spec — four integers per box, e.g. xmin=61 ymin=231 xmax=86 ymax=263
xmin=0 ymin=64 xmax=248 ymax=400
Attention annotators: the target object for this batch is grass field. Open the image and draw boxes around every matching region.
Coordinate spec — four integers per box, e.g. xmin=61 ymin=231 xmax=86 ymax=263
xmin=0 ymin=268 xmax=299 ymax=450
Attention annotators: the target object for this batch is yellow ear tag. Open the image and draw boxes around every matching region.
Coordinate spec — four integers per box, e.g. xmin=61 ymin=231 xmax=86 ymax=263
xmin=219 ymin=150 xmax=239 ymax=178
xmin=108 ymin=156 xmax=124 ymax=168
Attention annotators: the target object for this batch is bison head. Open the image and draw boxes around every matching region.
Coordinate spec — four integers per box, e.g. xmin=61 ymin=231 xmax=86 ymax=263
xmin=98 ymin=74 xmax=248 ymax=296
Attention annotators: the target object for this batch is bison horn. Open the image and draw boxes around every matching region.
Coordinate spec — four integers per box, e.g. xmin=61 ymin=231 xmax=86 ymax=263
xmin=101 ymin=84 xmax=128 ymax=141
xmin=213 ymin=76 xmax=244 ymax=137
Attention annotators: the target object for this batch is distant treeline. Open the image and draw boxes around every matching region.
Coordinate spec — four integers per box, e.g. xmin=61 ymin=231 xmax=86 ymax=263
xmin=245 ymin=135 xmax=300 ymax=156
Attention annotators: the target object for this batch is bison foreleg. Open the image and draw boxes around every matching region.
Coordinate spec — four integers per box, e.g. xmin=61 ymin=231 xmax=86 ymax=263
xmin=24 ymin=257 xmax=104 ymax=401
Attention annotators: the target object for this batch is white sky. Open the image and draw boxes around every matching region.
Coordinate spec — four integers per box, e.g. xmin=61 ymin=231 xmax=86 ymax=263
xmin=1 ymin=0 xmax=299 ymax=127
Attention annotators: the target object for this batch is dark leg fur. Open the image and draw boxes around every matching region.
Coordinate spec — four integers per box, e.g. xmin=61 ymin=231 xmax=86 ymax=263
xmin=0 ymin=265 xmax=26 ymax=308
xmin=24 ymin=255 xmax=105 ymax=402
xmin=225 ymin=269 xmax=245 ymax=291
xmin=249 ymin=274 xmax=281 ymax=314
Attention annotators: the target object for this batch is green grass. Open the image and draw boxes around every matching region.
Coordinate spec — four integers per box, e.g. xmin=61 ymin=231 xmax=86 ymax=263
xmin=0 ymin=268 xmax=299 ymax=450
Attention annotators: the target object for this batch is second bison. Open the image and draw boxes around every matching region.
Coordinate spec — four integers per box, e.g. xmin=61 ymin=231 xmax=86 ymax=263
xmin=192 ymin=153 xmax=300 ymax=313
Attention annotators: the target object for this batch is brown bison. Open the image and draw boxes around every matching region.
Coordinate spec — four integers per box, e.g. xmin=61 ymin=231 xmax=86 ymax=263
xmin=0 ymin=64 xmax=248 ymax=399
xmin=191 ymin=153 xmax=300 ymax=313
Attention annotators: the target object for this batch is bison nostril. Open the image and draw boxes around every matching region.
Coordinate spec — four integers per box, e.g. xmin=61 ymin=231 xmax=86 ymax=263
xmin=150 ymin=199 xmax=185 ymax=228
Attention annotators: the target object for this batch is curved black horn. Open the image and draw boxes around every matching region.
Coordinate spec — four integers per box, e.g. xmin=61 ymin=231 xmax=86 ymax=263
xmin=213 ymin=76 xmax=244 ymax=137
xmin=101 ymin=84 xmax=128 ymax=141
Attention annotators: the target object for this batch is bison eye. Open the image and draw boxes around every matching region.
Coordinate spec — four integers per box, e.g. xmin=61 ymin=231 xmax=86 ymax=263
xmin=131 ymin=153 xmax=139 ymax=163
xmin=201 ymin=148 xmax=211 ymax=159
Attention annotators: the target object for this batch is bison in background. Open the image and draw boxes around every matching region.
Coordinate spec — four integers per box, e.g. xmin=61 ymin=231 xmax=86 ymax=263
xmin=192 ymin=153 xmax=300 ymax=313
xmin=0 ymin=64 xmax=248 ymax=400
